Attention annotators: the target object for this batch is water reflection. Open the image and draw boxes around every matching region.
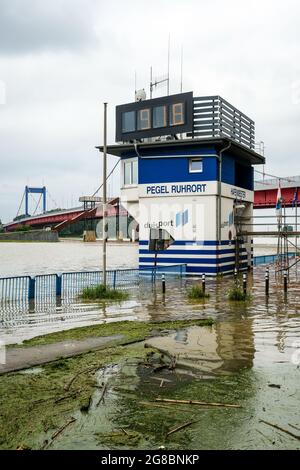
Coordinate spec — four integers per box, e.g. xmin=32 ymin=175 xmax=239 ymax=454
xmin=0 ymin=266 xmax=299 ymax=369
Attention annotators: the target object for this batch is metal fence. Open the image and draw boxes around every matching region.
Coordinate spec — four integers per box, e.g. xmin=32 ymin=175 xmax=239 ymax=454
xmin=191 ymin=96 xmax=255 ymax=150
xmin=253 ymin=252 xmax=296 ymax=266
xmin=0 ymin=265 xmax=187 ymax=302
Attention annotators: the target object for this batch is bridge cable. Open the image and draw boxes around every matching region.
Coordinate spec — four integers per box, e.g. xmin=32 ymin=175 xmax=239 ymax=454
xmin=91 ymin=158 xmax=120 ymax=197
xmin=32 ymin=193 xmax=42 ymax=216
xmin=46 ymin=190 xmax=59 ymax=210
xmin=15 ymin=190 xmax=25 ymax=218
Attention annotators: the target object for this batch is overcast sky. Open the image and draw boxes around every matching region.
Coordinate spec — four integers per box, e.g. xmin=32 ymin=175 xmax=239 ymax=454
xmin=0 ymin=0 xmax=300 ymax=222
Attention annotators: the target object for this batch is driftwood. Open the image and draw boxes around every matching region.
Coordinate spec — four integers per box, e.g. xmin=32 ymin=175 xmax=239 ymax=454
xmin=42 ymin=417 xmax=76 ymax=449
xmin=64 ymin=366 xmax=99 ymax=391
xmin=54 ymin=389 xmax=83 ymax=404
xmin=139 ymin=401 xmax=185 ymax=411
xmin=260 ymin=420 xmax=300 ymax=441
xmin=288 ymin=423 xmax=300 ymax=432
xmin=166 ymin=420 xmax=197 ymax=437
xmin=95 ymin=383 xmax=108 ymax=407
xmin=155 ymin=398 xmax=241 ymax=408
xmin=152 ymin=377 xmax=172 ymax=383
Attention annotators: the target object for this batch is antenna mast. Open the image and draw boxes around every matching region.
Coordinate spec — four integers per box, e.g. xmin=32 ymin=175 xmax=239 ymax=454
xmin=167 ymin=34 xmax=170 ymax=95
xmin=180 ymin=45 xmax=183 ymax=93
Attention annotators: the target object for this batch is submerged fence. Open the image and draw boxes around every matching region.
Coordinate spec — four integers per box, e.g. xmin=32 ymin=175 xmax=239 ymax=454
xmin=253 ymin=252 xmax=297 ymax=267
xmin=0 ymin=265 xmax=186 ymax=302
xmin=1 ymin=254 xmax=298 ymax=302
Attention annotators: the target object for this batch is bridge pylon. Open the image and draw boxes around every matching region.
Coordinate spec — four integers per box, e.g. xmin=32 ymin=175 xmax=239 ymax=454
xmin=25 ymin=186 xmax=46 ymax=216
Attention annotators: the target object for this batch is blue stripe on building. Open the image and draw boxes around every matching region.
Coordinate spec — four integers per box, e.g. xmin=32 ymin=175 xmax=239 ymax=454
xmin=139 ymin=240 xmax=238 ymax=246
xmin=139 ymin=255 xmax=248 ymax=265
xmin=139 ymin=262 xmax=249 ymax=275
xmin=138 ymin=248 xmax=247 ymax=255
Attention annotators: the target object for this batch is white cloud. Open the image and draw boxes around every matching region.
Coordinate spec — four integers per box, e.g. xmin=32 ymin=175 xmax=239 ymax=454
xmin=0 ymin=0 xmax=300 ymax=221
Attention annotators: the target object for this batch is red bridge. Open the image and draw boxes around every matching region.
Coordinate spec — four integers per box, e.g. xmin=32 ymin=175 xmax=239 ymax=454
xmin=4 ymin=175 xmax=300 ymax=232
xmin=4 ymin=198 xmax=126 ymax=232
xmin=254 ymin=175 xmax=300 ymax=209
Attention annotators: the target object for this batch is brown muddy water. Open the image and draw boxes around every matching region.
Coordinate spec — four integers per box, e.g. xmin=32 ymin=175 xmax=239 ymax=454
xmin=0 ymin=241 xmax=299 ymax=449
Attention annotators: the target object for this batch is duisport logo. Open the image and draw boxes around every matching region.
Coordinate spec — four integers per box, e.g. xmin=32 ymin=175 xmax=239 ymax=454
xmin=176 ymin=209 xmax=189 ymax=227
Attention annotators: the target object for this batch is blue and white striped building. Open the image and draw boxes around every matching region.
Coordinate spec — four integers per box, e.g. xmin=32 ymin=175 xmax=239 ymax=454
xmin=102 ymin=93 xmax=265 ymax=275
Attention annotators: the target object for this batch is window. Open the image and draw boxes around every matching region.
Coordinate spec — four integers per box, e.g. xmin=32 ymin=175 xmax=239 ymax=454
xmin=137 ymin=108 xmax=151 ymax=130
xmin=170 ymin=102 xmax=184 ymax=126
xmin=123 ymin=159 xmax=138 ymax=186
xmin=132 ymin=160 xmax=138 ymax=184
xmin=153 ymin=106 xmax=167 ymax=128
xmin=122 ymin=111 xmax=135 ymax=133
xmin=189 ymin=158 xmax=203 ymax=173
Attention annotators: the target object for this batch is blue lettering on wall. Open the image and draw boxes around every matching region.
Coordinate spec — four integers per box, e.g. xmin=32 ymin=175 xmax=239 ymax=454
xmin=146 ymin=184 xmax=207 ymax=195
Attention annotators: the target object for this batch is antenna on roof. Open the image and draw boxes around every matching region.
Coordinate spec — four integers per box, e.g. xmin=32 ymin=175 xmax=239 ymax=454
xmin=167 ymin=34 xmax=170 ymax=95
xmin=180 ymin=44 xmax=183 ymax=93
xmin=149 ymin=35 xmax=171 ymax=99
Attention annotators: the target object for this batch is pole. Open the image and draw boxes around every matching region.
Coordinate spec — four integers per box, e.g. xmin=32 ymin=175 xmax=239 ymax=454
xmin=180 ymin=45 xmax=183 ymax=93
xmin=284 ymin=270 xmax=288 ymax=294
xmin=265 ymin=268 xmax=269 ymax=296
xmin=162 ymin=274 xmax=166 ymax=294
xmin=103 ymin=103 xmax=108 ymax=288
xmin=243 ymin=273 xmax=247 ymax=295
xmin=202 ymin=273 xmax=206 ymax=294
xmin=296 ymin=200 xmax=298 ymax=255
xmin=167 ymin=34 xmax=170 ymax=96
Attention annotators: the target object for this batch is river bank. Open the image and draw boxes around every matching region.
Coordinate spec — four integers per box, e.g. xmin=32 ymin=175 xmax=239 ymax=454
xmin=0 ymin=319 xmax=214 ymax=449
xmin=1 ymin=316 xmax=299 ymax=450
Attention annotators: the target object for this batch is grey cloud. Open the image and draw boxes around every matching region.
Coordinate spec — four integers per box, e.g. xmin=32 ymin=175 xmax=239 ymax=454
xmin=0 ymin=0 xmax=99 ymax=54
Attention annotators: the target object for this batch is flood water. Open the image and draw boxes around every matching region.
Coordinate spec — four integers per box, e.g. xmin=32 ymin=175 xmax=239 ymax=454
xmin=0 ymin=241 xmax=299 ymax=449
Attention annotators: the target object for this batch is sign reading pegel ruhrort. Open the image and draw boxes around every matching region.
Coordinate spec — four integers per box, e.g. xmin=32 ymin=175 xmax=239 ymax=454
xmin=116 ymin=92 xmax=193 ymax=142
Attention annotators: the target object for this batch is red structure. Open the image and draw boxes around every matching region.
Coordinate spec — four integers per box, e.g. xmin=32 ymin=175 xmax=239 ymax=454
xmin=254 ymin=177 xmax=300 ymax=209
xmin=5 ymin=176 xmax=300 ymax=231
xmin=4 ymin=198 xmax=127 ymax=232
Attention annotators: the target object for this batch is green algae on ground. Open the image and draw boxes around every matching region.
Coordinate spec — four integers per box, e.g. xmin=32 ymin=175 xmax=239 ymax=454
xmin=0 ymin=342 xmax=146 ymax=450
xmin=0 ymin=319 xmax=213 ymax=450
xmin=10 ymin=318 xmax=214 ymax=348
xmin=95 ymin=430 xmax=142 ymax=447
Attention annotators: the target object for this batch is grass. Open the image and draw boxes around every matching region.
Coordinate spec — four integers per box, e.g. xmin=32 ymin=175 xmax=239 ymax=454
xmin=227 ymin=286 xmax=251 ymax=301
xmin=80 ymin=284 xmax=129 ymax=301
xmin=188 ymin=284 xmax=210 ymax=300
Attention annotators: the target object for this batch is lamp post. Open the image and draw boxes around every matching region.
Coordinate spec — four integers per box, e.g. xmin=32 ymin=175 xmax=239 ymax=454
xmin=102 ymin=103 xmax=108 ymax=287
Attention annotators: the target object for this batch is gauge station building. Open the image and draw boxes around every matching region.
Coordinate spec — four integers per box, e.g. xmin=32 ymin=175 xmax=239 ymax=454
xmin=100 ymin=91 xmax=265 ymax=275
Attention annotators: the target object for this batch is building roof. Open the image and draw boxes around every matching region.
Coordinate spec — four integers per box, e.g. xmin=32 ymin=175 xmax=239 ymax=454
xmin=96 ymin=137 xmax=265 ymax=165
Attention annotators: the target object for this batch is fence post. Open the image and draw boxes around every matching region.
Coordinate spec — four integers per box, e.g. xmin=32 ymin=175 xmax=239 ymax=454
xmin=162 ymin=274 xmax=166 ymax=294
xmin=265 ymin=268 xmax=269 ymax=296
xmin=56 ymin=274 xmax=62 ymax=297
xmin=202 ymin=274 xmax=206 ymax=294
xmin=234 ymin=268 xmax=238 ymax=284
xmin=243 ymin=273 xmax=247 ymax=295
xmin=28 ymin=277 xmax=35 ymax=300
xmin=284 ymin=270 xmax=288 ymax=293
xmin=113 ymin=270 xmax=117 ymax=290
